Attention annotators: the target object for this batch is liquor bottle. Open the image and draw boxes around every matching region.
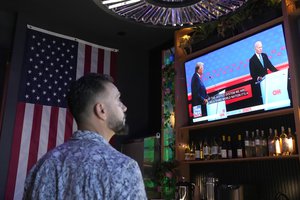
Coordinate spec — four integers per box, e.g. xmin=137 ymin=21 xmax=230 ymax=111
xmin=211 ymin=137 xmax=219 ymax=160
xmin=268 ymin=128 xmax=275 ymax=156
xmin=287 ymin=127 xmax=296 ymax=155
xmin=236 ymin=133 xmax=244 ymax=158
xmin=244 ymin=131 xmax=252 ymax=158
xmin=255 ymin=129 xmax=262 ymax=157
xmin=184 ymin=143 xmax=190 ymax=160
xmin=261 ymin=130 xmax=268 ymax=157
xmin=227 ymin=135 xmax=233 ymax=159
xmin=203 ymin=137 xmax=211 ymax=160
xmin=217 ymin=136 xmax=222 ymax=159
xmin=274 ymin=129 xmax=281 ymax=156
xmin=195 ymin=140 xmax=200 ymax=160
xmin=190 ymin=141 xmax=195 ymax=160
xmin=199 ymin=140 xmax=204 ymax=160
xmin=280 ymin=126 xmax=289 ymax=156
xmin=221 ymin=135 xmax=227 ymax=159
xmin=250 ymin=131 xmax=256 ymax=157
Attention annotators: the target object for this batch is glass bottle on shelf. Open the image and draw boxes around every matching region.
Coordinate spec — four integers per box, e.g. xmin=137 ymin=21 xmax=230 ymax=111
xmin=190 ymin=141 xmax=195 ymax=160
xmin=211 ymin=137 xmax=219 ymax=160
xmin=280 ymin=126 xmax=289 ymax=156
xmin=244 ymin=131 xmax=251 ymax=158
xmin=287 ymin=127 xmax=296 ymax=155
xmin=195 ymin=140 xmax=200 ymax=160
xmin=255 ymin=129 xmax=262 ymax=157
xmin=268 ymin=128 xmax=275 ymax=156
xmin=274 ymin=129 xmax=281 ymax=156
xmin=227 ymin=135 xmax=233 ymax=159
xmin=217 ymin=136 xmax=222 ymax=159
xmin=203 ymin=137 xmax=211 ymax=160
xmin=221 ymin=135 xmax=228 ymax=159
xmin=236 ymin=133 xmax=244 ymax=158
xmin=184 ymin=143 xmax=191 ymax=161
xmin=199 ymin=140 xmax=204 ymax=160
xmin=261 ymin=130 xmax=268 ymax=157
xmin=250 ymin=131 xmax=256 ymax=157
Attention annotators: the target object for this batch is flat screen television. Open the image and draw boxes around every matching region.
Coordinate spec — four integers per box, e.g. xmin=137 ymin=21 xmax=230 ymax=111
xmin=184 ymin=22 xmax=292 ymax=125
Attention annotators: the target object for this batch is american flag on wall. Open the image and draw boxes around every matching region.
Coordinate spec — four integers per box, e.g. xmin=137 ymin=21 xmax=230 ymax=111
xmin=5 ymin=25 xmax=118 ymax=200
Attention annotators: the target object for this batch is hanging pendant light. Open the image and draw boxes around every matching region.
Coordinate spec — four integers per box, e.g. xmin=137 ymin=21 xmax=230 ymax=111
xmin=93 ymin=0 xmax=248 ymax=27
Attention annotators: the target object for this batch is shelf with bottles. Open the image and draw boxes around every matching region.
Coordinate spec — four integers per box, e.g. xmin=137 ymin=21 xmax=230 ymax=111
xmin=177 ymin=113 xmax=298 ymax=164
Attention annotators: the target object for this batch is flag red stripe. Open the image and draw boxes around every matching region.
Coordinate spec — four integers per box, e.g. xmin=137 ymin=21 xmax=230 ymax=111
xmin=64 ymin=109 xmax=73 ymax=141
xmin=84 ymin=45 xmax=92 ymax=74
xmin=97 ymin=49 xmax=104 ymax=74
xmin=27 ymin=104 xmax=43 ymax=173
xmin=110 ymin=51 xmax=117 ymax=80
xmin=5 ymin=103 xmax=26 ymax=199
xmin=47 ymin=107 xmax=59 ymax=151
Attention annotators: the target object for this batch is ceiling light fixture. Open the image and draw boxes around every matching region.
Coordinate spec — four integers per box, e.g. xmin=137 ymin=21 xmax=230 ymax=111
xmin=93 ymin=0 xmax=248 ymax=27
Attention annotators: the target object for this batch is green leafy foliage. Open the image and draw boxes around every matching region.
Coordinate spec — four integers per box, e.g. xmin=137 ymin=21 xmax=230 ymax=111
xmin=162 ymin=61 xmax=176 ymax=129
xmin=191 ymin=0 xmax=282 ymax=45
xmin=153 ymin=160 xmax=179 ymax=200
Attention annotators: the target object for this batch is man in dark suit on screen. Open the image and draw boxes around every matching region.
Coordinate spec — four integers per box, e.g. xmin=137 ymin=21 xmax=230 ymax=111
xmin=191 ymin=62 xmax=209 ymax=117
xmin=249 ymin=41 xmax=278 ymax=105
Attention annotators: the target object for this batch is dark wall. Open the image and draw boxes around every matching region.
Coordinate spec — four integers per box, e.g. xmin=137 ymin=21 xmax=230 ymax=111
xmin=0 ymin=11 xmax=16 ymax=49
xmin=115 ymin=46 xmax=150 ymax=140
xmin=148 ymin=47 xmax=163 ymax=138
xmin=0 ymin=49 xmax=8 ymax=114
xmin=0 ymin=11 xmax=16 ymax=133
xmin=147 ymin=43 xmax=173 ymax=139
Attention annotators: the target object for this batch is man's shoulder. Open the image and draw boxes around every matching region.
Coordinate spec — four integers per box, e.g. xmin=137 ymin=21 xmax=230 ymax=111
xmin=261 ymin=53 xmax=268 ymax=58
xmin=31 ymin=136 xmax=138 ymax=175
xmin=249 ymin=54 xmax=256 ymax=61
xmin=106 ymin=149 xmax=138 ymax=169
xmin=191 ymin=73 xmax=199 ymax=81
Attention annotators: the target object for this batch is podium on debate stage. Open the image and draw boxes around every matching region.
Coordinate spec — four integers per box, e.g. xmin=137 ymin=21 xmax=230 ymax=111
xmin=207 ymin=89 xmax=227 ymax=121
xmin=260 ymin=68 xmax=291 ymax=111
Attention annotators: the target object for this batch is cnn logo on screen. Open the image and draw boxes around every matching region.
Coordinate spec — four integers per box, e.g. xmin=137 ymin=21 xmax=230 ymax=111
xmin=272 ymin=89 xmax=281 ymax=95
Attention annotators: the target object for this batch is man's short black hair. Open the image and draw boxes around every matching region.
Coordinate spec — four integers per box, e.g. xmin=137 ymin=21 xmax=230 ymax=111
xmin=67 ymin=73 xmax=113 ymax=123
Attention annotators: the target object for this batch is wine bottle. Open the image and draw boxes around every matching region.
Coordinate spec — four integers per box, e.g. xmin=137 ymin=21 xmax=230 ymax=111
xmin=280 ymin=126 xmax=289 ymax=156
xmin=250 ymin=131 xmax=256 ymax=157
xmin=261 ymin=130 xmax=268 ymax=157
xmin=217 ymin=136 xmax=222 ymax=159
xmin=255 ymin=129 xmax=262 ymax=157
xmin=184 ymin=143 xmax=190 ymax=160
xmin=236 ymin=133 xmax=244 ymax=158
xmin=268 ymin=128 xmax=275 ymax=156
xmin=221 ymin=135 xmax=227 ymax=159
xmin=199 ymin=140 xmax=204 ymax=160
xmin=190 ymin=141 xmax=195 ymax=160
xmin=287 ymin=127 xmax=296 ymax=155
xmin=195 ymin=140 xmax=200 ymax=160
xmin=244 ymin=131 xmax=252 ymax=158
xmin=211 ymin=137 xmax=219 ymax=160
xmin=203 ymin=137 xmax=211 ymax=160
xmin=274 ymin=129 xmax=281 ymax=156
xmin=227 ymin=135 xmax=233 ymax=159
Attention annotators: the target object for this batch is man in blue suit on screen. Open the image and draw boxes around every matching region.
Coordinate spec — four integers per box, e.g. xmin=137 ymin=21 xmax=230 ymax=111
xmin=191 ymin=62 xmax=208 ymax=117
xmin=249 ymin=41 xmax=278 ymax=82
xmin=249 ymin=41 xmax=278 ymax=105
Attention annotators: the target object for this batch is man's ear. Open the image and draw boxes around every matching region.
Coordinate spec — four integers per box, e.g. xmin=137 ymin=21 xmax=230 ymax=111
xmin=94 ymin=103 xmax=106 ymax=120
